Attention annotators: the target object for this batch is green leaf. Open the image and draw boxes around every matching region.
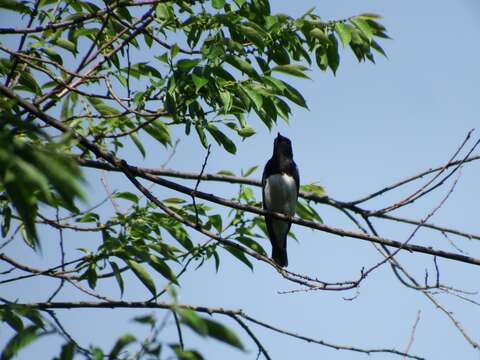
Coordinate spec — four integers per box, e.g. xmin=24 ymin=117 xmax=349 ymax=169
xmin=271 ymin=64 xmax=310 ymax=79
xmin=224 ymin=245 xmax=253 ymax=270
xmin=149 ymin=255 xmax=179 ymax=285
xmin=273 ymin=97 xmax=291 ymax=121
xmin=86 ymin=266 xmax=97 ymax=289
xmin=192 ymin=74 xmax=209 ymax=92
xmin=195 ymin=124 xmax=208 ymax=148
xmin=114 ymin=191 xmax=139 ymax=204
xmin=351 ymin=18 xmax=373 ymax=40
xmin=224 ymin=55 xmax=258 ymax=78
xmin=129 ymin=133 xmax=146 ymax=158
xmin=0 ymin=0 xmax=30 ymax=13
xmin=109 ymin=261 xmax=125 ymax=297
xmin=162 ymin=222 xmax=193 ymax=251
xmin=136 ymin=63 xmax=163 ymax=78
xmin=243 ymin=165 xmax=258 ymax=177
xmin=59 ymin=342 xmax=75 ymax=360
xmin=335 ymin=23 xmax=353 ymax=47
xmin=327 ymin=34 xmax=340 ymax=75
xmin=178 ymin=309 xmax=208 ymax=336
xmin=1 ymin=204 xmax=11 ymax=237
xmin=208 ymin=214 xmax=223 ymax=233
xmin=359 ymin=13 xmax=382 ymax=19
xmin=1 ymin=326 xmax=39 ymax=360
xmin=108 ymin=334 xmax=136 ymax=360
xmin=371 ymin=40 xmax=387 ymax=57
xmin=217 ymin=170 xmax=235 ymax=176
xmin=310 ymin=28 xmax=329 ymax=45
xmin=239 ymin=24 xmax=265 ymax=48
xmin=281 ymin=80 xmax=308 ymax=108
xmin=177 ymin=59 xmax=200 ymax=72
xmin=204 ymin=319 xmax=245 ymax=350
xmin=17 ymin=308 xmax=43 ymax=328
xmin=52 ymin=38 xmax=77 ymax=55
xmin=126 ymin=260 xmax=156 ymax=296
xmin=219 ymin=91 xmax=233 ymax=112
xmin=237 ymin=236 xmax=266 ymax=256
xmin=1 ymin=310 xmax=23 ymax=332
xmin=132 ymin=315 xmax=156 ymax=327
xmin=242 ymin=85 xmax=263 ymax=110
xmin=236 ymin=126 xmax=256 ymax=138
xmin=78 ymin=212 xmax=100 ymax=223
xmin=163 ymin=197 xmax=187 ymax=205
xmin=171 ymin=345 xmax=204 ymax=360
xmin=87 ymin=97 xmax=122 ymax=118
xmin=156 ymin=52 xmax=169 ymax=64
xmin=144 ymin=120 xmax=171 ymax=146
xmin=315 ymin=46 xmax=328 ymax=71
xmin=206 ymin=124 xmax=237 ymax=154
xmin=0 ymin=134 xmax=84 ymax=250
xmin=171 ymin=44 xmax=180 ymax=58
xmin=91 ymin=347 xmax=104 ymax=360
xmin=300 ymin=183 xmax=326 ymax=197
xmin=211 ymin=0 xmax=225 ymax=9
xmin=42 ymin=47 xmax=63 ymax=65
xmin=156 ymin=3 xmax=173 ymax=20
xmin=18 ymin=71 xmax=41 ymax=95
xmin=271 ymin=46 xmax=290 ymax=65
xmin=296 ymin=200 xmax=323 ymax=223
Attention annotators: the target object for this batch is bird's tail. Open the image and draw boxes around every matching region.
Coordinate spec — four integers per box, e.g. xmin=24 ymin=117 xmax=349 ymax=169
xmin=272 ymin=246 xmax=288 ymax=267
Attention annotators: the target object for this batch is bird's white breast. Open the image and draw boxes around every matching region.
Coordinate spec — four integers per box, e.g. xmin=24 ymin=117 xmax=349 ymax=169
xmin=264 ymin=174 xmax=297 ymax=216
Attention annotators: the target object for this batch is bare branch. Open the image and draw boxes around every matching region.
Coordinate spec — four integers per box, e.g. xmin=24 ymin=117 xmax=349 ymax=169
xmin=0 ymin=301 xmax=424 ymax=359
xmin=403 ymin=310 xmax=421 ymax=359
xmin=192 ymin=145 xmax=212 ymax=227
xmin=77 ymin=158 xmax=480 ymax=243
xmin=1 ymin=84 xmax=479 ymax=269
xmin=230 ymin=314 xmax=272 ymax=360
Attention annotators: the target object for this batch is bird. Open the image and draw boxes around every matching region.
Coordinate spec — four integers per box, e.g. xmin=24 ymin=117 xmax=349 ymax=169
xmin=262 ymin=133 xmax=299 ymax=267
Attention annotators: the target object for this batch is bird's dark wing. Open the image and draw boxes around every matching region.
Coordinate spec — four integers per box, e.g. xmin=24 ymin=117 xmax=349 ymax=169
xmin=262 ymin=158 xmax=289 ymax=266
xmin=262 ymin=160 xmax=278 ymax=244
xmin=261 ymin=158 xmax=274 ymax=207
xmin=292 ymin=161 xmax=300 ymax=195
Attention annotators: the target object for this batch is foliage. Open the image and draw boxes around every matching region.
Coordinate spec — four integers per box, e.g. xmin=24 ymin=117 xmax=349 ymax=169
xmin=0 ymin=0 xmax=403 ymax=359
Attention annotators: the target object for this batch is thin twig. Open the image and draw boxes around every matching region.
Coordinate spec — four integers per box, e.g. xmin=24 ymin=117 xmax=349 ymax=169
xmin=192 ymin=145 xmax=212 ymax=227
xmin=351 ymin=130 xmax=475 ymax=205
xmin=47 ymin=210 xmax=66 ymax=302
xmin=403 ymin=310 xmax=421 ymax=359
xmin=172 ymin=310 xmax=184 ymax=350
xmin=230 ymin=314 xmax=272 ymax=360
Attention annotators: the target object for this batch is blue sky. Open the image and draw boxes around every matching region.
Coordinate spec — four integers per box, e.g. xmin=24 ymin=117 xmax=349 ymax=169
xmin=1 ymin=1 xmax=480 ymax=359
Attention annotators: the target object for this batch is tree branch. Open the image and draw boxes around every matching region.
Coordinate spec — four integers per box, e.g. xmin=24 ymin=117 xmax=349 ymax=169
xmin=1 ymin=84 xmax=479 ymax=269
xmin=0 ymin=301 xmax=424 ymax=359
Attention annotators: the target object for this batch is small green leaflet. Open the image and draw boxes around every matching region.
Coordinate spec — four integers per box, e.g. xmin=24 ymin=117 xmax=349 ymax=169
xmin=108 ymin=334 xmax=136 ymax=360
xmin=203 ymin=318 xmax=245 ymax=350
xmin=271 ymin=64 xmax=310 ymax=79
xmin=212 ymin=0 xmax=225 ymax=9
xmin=1 ymin=326 xmax=40 ymax=360
xmin=192 ymin=73 xmax=209 ymax=92
xmin=224 ymin=245 xmax=253 ymax=270
xmin=335 ymin=23 xmax=353 ymax=47
xmin=178 ymin=309 xmax=208 ymax=336
xmin=126 ymin=260 xmax=156 ymax=296
xmin=114 ymin=191 xmax=139 ymax=204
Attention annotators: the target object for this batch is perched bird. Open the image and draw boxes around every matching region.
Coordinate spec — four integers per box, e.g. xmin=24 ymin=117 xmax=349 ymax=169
xmin=262 ymin=133 xmax=299 ymax=267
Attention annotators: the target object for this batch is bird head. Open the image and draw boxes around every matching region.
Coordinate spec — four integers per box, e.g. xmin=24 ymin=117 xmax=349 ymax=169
xmin=273 ymin=133 xmax=293 ymax=158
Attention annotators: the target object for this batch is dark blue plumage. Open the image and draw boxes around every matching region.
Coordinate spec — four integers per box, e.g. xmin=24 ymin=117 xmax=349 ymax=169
xmin=262 ymin=134 xmax=299 ymax=267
